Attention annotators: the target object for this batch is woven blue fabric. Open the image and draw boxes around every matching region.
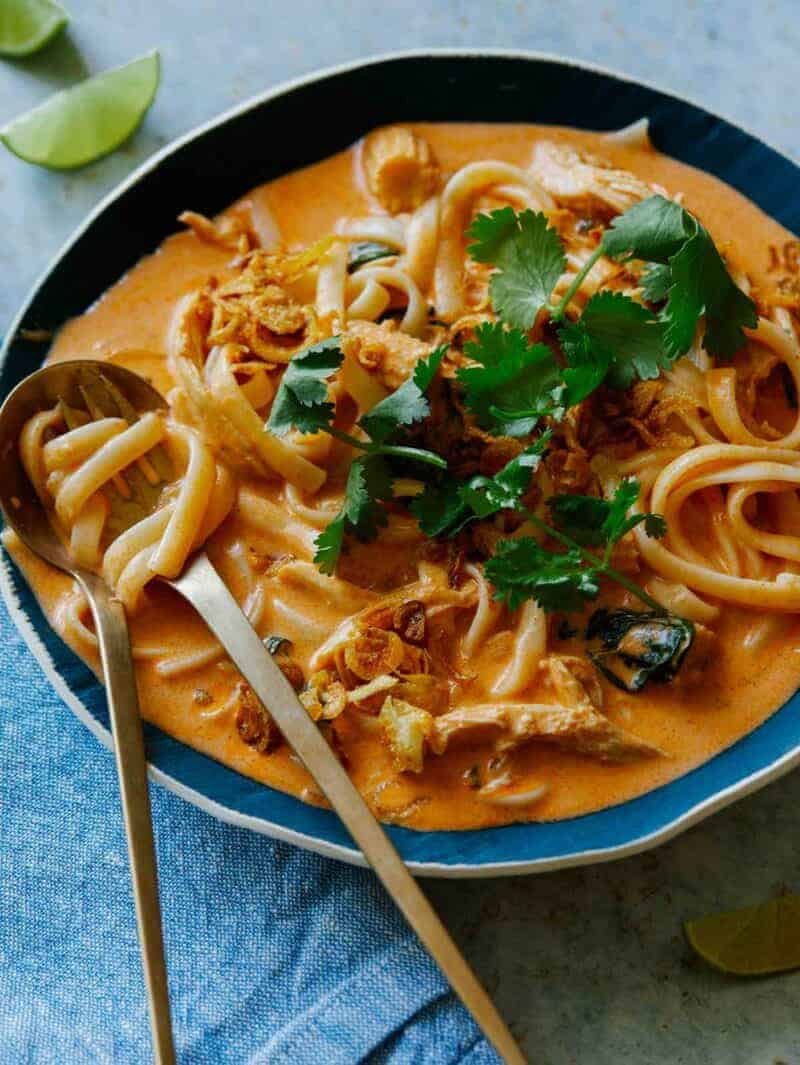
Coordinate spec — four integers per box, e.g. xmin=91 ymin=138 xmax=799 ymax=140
xmin=0 ymin=593 xmax=498 ymax=1064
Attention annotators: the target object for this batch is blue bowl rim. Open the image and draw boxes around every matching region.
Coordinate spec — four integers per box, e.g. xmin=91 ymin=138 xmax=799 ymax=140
xmin=3 ymin=47 xmax=800 ymax=878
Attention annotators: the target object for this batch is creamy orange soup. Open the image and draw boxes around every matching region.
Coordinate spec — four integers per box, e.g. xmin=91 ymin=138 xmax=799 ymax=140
xmin=8 ymin=122 xmax=800 ymax=831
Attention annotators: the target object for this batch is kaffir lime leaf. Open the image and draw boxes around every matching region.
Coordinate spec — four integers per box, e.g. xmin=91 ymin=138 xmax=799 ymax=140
xmin=685 ymin=894 xmax=800 ymax=976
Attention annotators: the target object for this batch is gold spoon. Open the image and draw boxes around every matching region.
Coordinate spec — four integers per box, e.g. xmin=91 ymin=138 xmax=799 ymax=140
xmin=0 ymin=360 xmax=526 ymax=1065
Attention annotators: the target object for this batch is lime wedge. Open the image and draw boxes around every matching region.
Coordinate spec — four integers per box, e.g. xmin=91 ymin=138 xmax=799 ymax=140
xmin=1 ymin=50 xmax=159 ymax=169
xmin=685 ymin=894 xmax=800 ymax=976
xmin=0 ymin=0 xmax=68 ymax=57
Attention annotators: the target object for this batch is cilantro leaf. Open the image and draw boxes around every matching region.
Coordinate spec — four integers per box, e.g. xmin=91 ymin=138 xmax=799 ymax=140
xmin=460 ymin=434 xmax=551 ymax=518
xmin=410 ymin=477 xmax=471 ymax=538
xmin=466 ymin=207 xmax=521 ymax=264
xmin=547 ymin=493 xmax=614 ymax=547
xmin=486 ymin=538 xmax=600 ymax=613
xmin=313 ymin=516 xmax=346 ymax=575
xmin=411 ymin=435 xmax=550 ymax=538
xmin=267 ymin=338 xmax=343 ymax=436
xmin=663 ymin=229 xmax=758 ymax=359
xmin=640 ymin=263 xmax=672 ymax=303
xmin=467 ymin=208 xmax=566 ymax=330
xmin=601 ymin=195 xmax=757 ymax=360
xmin=459 ymin=322 xmax=564 ymax=436
xmin=548 ymin=479 xmax=667 ymax=548
xmin=360 ymin=346 xmax=447 ymax=444
xmin=577 ymin=291 xmax=672 ymax=389
xmin=314 ymin=455 xmax=392 ymax=573
xmin=601 ymin=195 xmax=690 ymax=262
xmin=557 ymin=318 xmax=612 ymax=405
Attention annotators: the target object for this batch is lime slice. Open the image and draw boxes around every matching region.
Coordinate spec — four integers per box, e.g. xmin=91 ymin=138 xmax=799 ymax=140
xmin=685 ymin=894 xmax=800 ymax=976
xmin=0 ymin=0 xmax=68 ymax=57
xmin=1 ymin=50 xmax=159 ymax=170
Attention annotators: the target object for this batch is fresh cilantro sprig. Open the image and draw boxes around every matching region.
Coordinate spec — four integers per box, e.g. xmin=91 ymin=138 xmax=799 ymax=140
xmin=486 ymin=479 xmax=668 ymax=614
xmin=467 ymin=208 xmax=566 ymax=331
xmin=458 ymin=323 xmax=564 ymax=436
xmin=601 ymin=195 xmax=758 ymax=358
xmin=267 ymin=341 xmax=449 ymax=572
xmin=411 ymin=432 xmax=551 ymax=536
xmin=268 ymin=340 xmax=447 ymax=468
xmin=412 ymin=437 xmax=666 ymax=615
xmin=460 ymin=196 xmax=757 ymax=433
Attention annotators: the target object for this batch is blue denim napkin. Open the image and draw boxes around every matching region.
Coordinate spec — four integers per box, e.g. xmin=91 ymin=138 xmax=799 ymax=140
xmin=0 ymin=590 xmax=498 ymax=1064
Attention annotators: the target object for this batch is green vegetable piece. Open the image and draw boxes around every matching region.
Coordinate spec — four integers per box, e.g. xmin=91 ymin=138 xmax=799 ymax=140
xmin=549 ymin=479 xmax=666 ymax=548
xmin=410 ymin=476 xmax=471 ymax=538
xmin=566 ymin=291 xmax=672 ymax=390
xmin=585 ymin=608 xmax=694 ymax=691
xmin=347 ymin=241 xmax=396 ymax=271
xmin=359 ymin=346 xmax=446 ymax=444
xmin=313 ymin=454 xmax=393 ymax=574
xmin=411 ymin=433 xmax=550 ymax=539
xmin=663 ymin=228 xmax=758 ymax=359
xmin=601 ymin=195 xmax=690 ymax=262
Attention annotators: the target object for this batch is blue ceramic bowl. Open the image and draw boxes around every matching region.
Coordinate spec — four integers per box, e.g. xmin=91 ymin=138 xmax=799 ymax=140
xmin=3 ymin=51 xmax=800 ymax=876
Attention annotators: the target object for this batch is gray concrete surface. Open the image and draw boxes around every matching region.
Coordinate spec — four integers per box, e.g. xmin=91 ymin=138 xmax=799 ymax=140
xmin=2 ymin=3 xmax=799 ymax=1062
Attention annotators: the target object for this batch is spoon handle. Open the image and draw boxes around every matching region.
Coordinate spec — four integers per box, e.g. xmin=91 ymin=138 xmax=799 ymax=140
xmin=82 ymin=575 xmax=176 ymax=1065
xmin=171 ymin=552 xmax=525 ymax=1065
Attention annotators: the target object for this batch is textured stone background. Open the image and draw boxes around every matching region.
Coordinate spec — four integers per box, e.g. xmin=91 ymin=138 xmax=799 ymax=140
xmin=2 ymin=3 xmax=799 ymax=1063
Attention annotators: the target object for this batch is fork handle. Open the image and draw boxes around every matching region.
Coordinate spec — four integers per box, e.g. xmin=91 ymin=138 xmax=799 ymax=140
xmin=170 ymin=553 xmax=525 ymax=1065
xmin=82 ymin=575 xmax=176 ymax=1065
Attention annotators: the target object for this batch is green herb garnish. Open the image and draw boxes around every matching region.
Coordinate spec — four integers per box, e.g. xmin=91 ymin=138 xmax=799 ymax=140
xmin=467 ymin=207 xmax=566 ymax=331
xmin=411 ymin=433 xmax=551 ymax=537
xmin=268 ymin=341 xmax=449 ymax=572
xmin=457 ymin=323 xmax=564 ymax=436
xmin=601 ymin=194 xmax=758 ymax=358
xmin=460 ymin=196 xmax=757 ymax=433
xmin=484 ymin=480 xmax=668 ymax=615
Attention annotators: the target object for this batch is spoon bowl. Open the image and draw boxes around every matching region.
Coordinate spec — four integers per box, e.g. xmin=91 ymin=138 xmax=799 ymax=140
xmin=0 ymin=359 xmax=168 ymax=573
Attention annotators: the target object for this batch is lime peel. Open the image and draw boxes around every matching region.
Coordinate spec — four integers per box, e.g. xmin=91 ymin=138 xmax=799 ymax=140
xmin=0 ymin=0 xmax=68 ymax=57
xmin=1 ymin=49 xmax=160 ymax=170
xmin=685 ymin=893 xmax=800 ymax=976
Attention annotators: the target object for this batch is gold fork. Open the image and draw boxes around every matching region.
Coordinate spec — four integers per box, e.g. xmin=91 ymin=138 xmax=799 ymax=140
xmin=0 ymin=360 xmax=527 ymax=1065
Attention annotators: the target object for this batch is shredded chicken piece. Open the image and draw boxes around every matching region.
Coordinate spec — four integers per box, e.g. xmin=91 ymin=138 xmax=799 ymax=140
xmin=179 ymin=210 xmax=251 ymax=253
xmin=234 ymin=681 xmax=279 ymax=752
xmin=433 ymin=660 xmax=658 ymax=763
xmin=431 ymin=698 xmax=661 ymax=762
xmin=544 ymin=447 xmax=593 ymax=495
xmin=530 ymin=141 xmax=662 ymax=218
xmin=361 ymin=126 xmax=440 ymax=214
xmin=342 ymin=320 xmax=433 ymax=391
xmin=544 ymin=655 xmax=604 ymax=711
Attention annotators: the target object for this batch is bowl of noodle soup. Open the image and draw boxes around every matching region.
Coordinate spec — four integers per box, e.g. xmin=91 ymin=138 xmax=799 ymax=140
xmin=3 ymin=51 xmax=800 ymax=875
